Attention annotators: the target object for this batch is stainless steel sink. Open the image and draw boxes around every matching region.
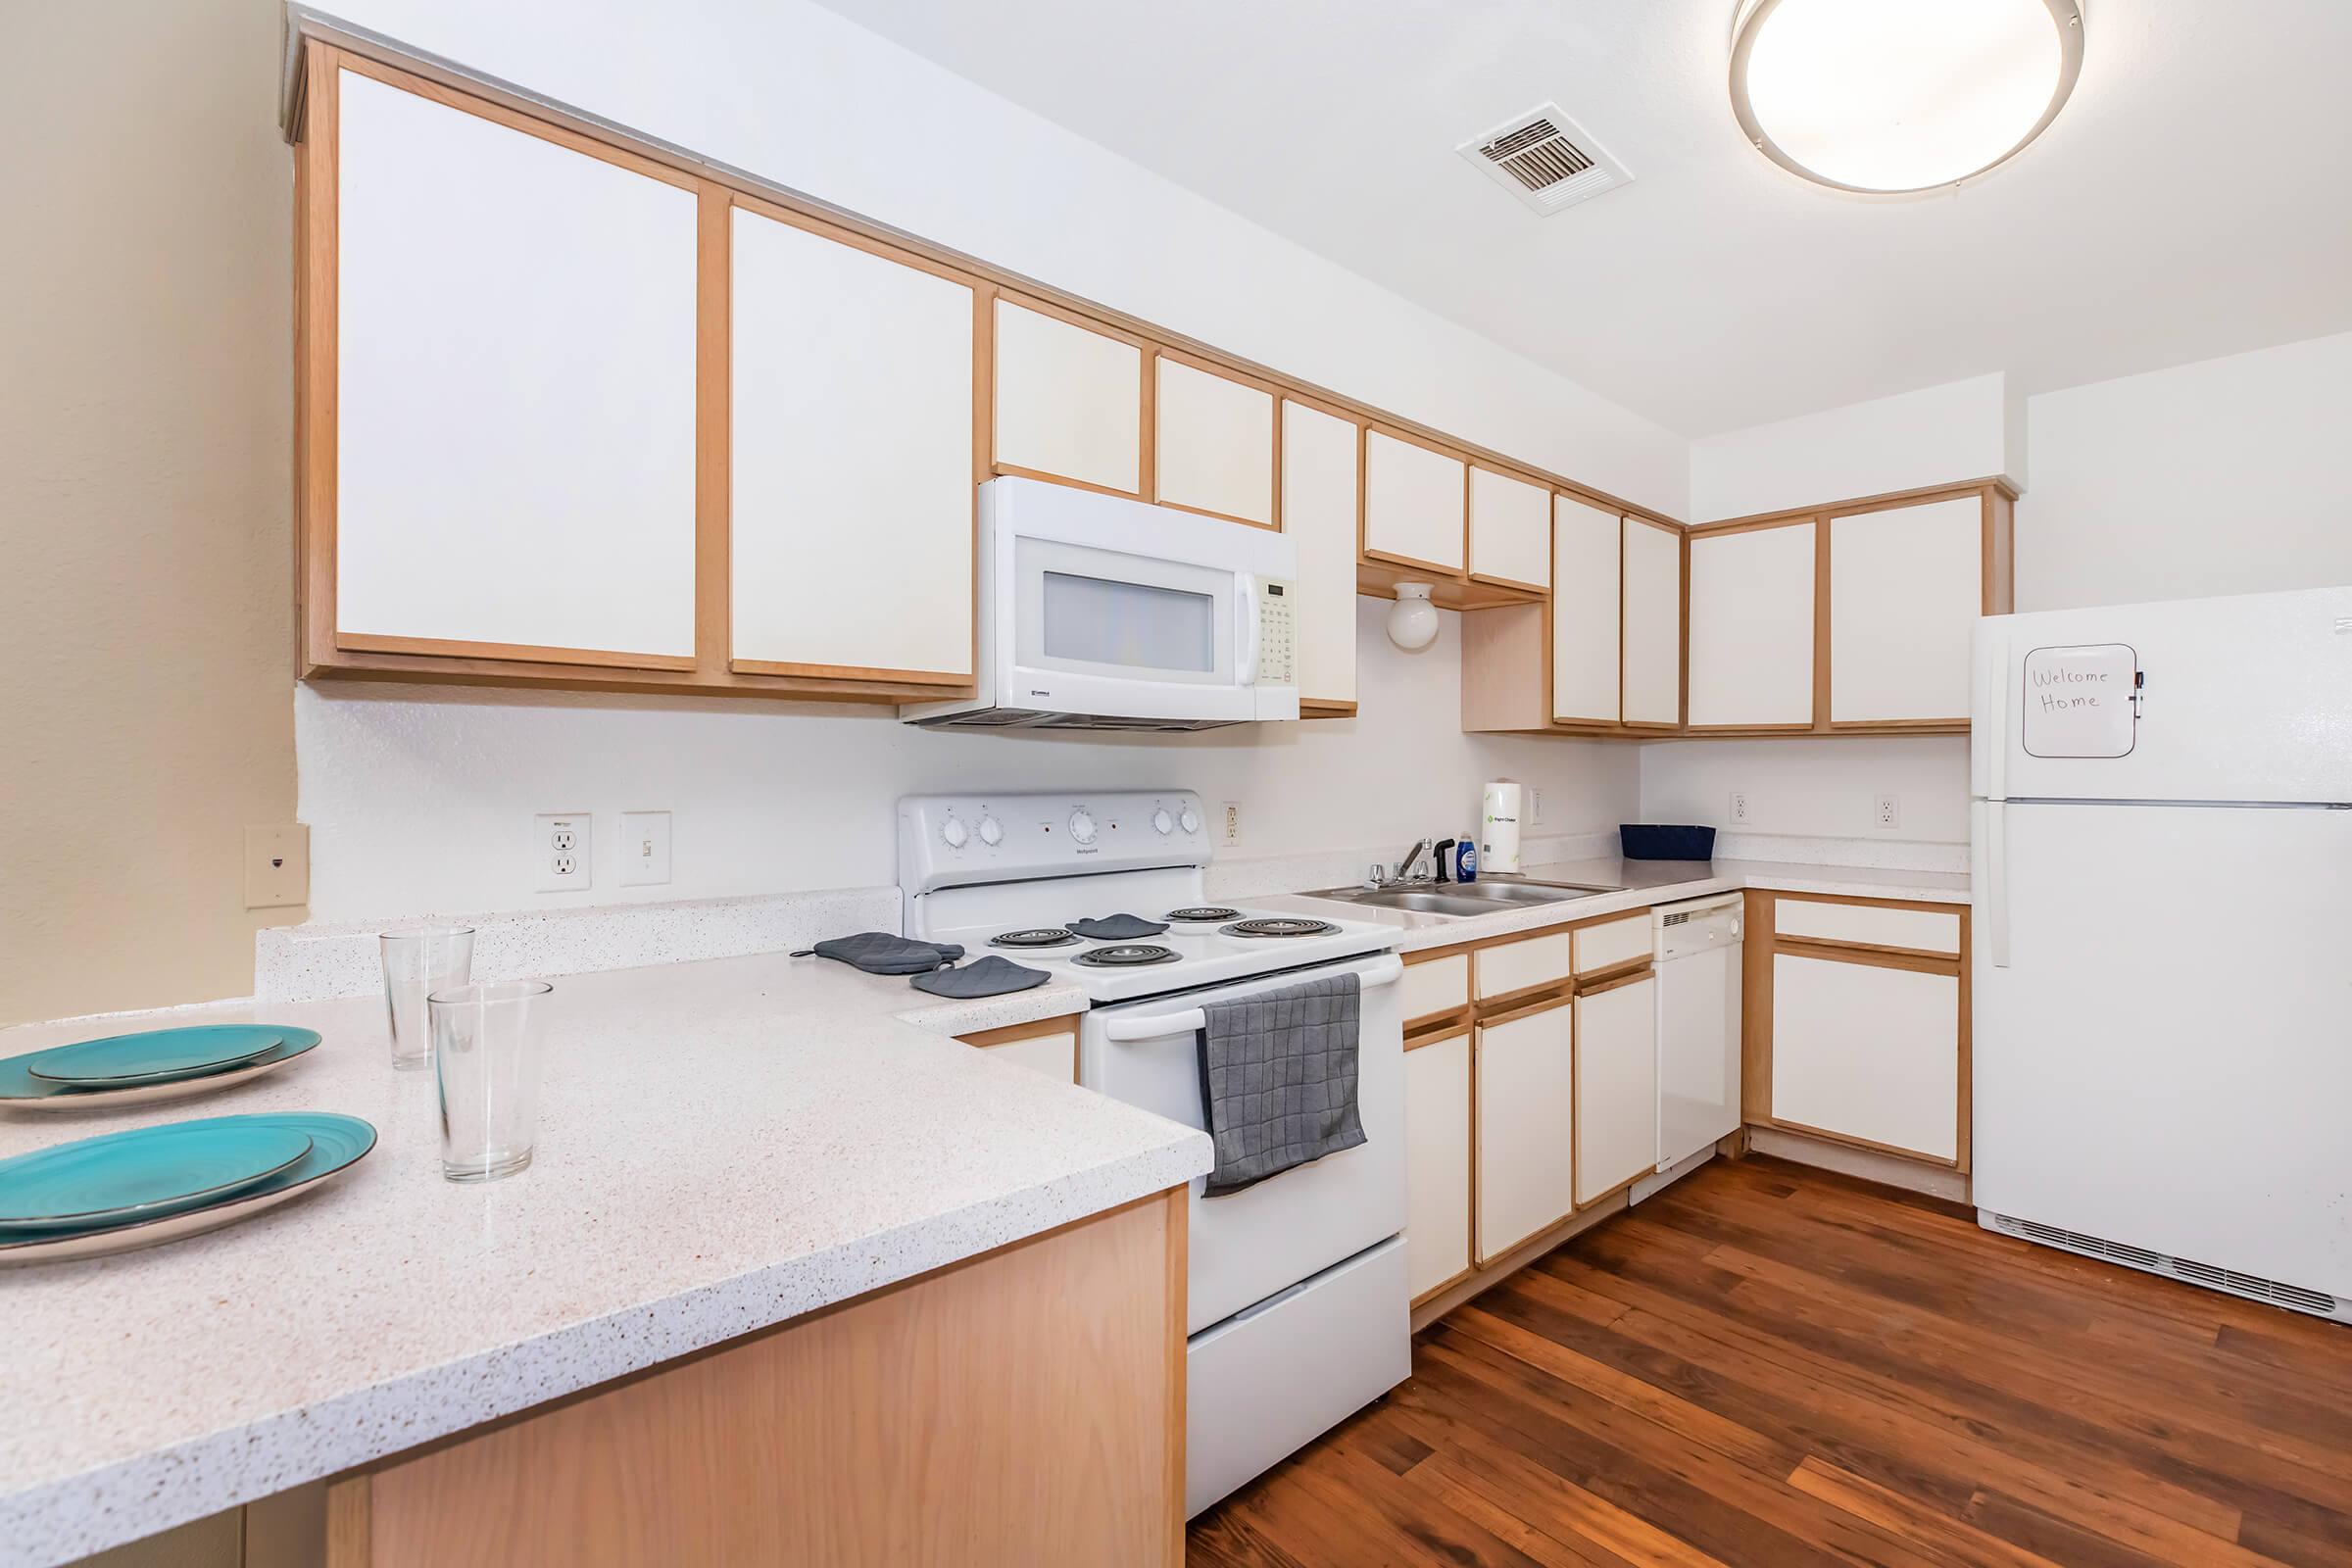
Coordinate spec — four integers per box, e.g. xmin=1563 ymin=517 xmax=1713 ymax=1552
xmin=1303 ymin=877 xmax=1620 ymax=918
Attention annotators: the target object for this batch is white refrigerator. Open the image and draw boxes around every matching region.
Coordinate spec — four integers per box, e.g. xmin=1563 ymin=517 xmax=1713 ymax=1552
xmin=1971 ymin=584 xmax=2352 ymax=1321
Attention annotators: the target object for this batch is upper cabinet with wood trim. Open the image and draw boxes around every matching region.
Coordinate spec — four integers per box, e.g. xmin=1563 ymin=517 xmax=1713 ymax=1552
xmin=1687 ymin=520 xmax=1815 ymax=729
xmin=1154 ymin=357 xmax=1274 ymax=526
xmin=1621 ymin=516 xmax=1684 ymax=727
xmin=1362 ymin=430 xmax=1467 ymax=573
xmin=1467 ymin=468 xmax=1550 ymax=590
xmin=991 ymin=297 xmax=1144 ymax=495
xmin=1281 ymin=399 xmax=1361 ymax=710
xmin=728 ymin=202 xmax=975 ymax=685
xmin=1828 ymin=494 xmax=1985 ymax=725
xmin=1550 ymin=497 xmax=1622 ymax=726
xmin=327 ymin=64 xmax=701 ymax=669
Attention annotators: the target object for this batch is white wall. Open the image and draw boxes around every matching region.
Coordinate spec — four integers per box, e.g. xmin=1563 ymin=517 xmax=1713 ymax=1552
xmin=2017 ymin=331 xmax=2352 ymax=611
xmin=299 ymin=602 xmax=1638 ymax=919
xmin=1688 ymin=373 xmax=2010 ymax=524
xmin=322 ymin=0 xmax=1687 ymax=516
xmin=1639 ymin=738 xmax=1970 ymax=848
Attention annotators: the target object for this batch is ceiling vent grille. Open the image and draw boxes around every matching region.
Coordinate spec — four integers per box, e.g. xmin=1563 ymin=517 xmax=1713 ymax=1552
xmin=1458 ymin=104 xmax=1632 ymax=215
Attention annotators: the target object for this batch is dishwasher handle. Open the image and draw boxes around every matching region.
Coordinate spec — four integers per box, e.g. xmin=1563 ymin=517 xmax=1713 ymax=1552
xmin=1101 ymin=955 xmax=1403 ymax=1042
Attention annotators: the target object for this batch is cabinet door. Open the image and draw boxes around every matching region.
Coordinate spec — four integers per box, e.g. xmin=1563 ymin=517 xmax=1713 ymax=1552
xmin=1830 ymin=496 xmax=1983 ymax=723
xmin=1467 ymin=468 xmax=1550 ymax=590
xmin=730 ymin=205 xmax=974 ymax=683
xmin=1403 ymin=1032 xmax=1473 ymax=1302
xmin=1575 ymin=973 xmax=1658 ymax=1203
xmin=1155 ymin=358 xmax=1274 ymax=525
xmin=334 ymin=68 xmax=699 ymax=665
xmin=1551 ymin=497 xmax=1621 ymax=724
xmin=1280 ymin=400 xmax=1360 ymax=707
xmin=1688 ymin=521 xmax=1815 ymax=727
xmin=1771 ymin=954 xmax=1959 ymax=1161
xmin=992 ymin=298 xmax=1142 ymax=494
xmin=1621 ymin=516 xmax=1683 ymax=726
xmin=1363 ymin=430 xmax=1466 ymax=572
xmin=1473 ymin=1001 xmax=1575 ymax=1263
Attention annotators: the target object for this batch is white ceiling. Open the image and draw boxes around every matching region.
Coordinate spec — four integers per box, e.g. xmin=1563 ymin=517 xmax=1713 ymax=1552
xmin=814 ymin=0 xmax=2352 ymax=436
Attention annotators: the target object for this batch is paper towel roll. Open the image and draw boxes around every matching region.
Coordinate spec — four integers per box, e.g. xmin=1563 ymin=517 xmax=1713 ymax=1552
xmin=1481 ymin=780 xmax=1524 ymax=874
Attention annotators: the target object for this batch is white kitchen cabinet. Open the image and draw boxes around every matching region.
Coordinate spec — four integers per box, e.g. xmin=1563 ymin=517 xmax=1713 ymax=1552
xmin=1156 ymin=358 xmax=1274 ymax=525
xmin=729 ymin=205 xmax=974 ymax=682
xmin=1403 ymin=1031 xmax=1473 ymax=1302
xmin=333 ymin=68 xmax=699 ymax=665
xmin=1771 ymin=954 xmax=1960 ymax=1161
xmin=1280 ymin=400 xmax=1361 ymax=708
xmin=1397 ymin=950 xmax=1469 ymax=1031
xmin=1363 ymin=430 xmax=1466 ymax=572
xmin=1550 ymin=496 xmax=1621 ymax=725
xmin=1574 ymin=973 xmax=1658 ymax=1204
xmin=992 ymin=297 xmax=1142 ymax=494
xmin=1474 ymin=999 xmax=1576 ymax=1263
xmin=1688 ymin=521 xmax=1815 ymax=728
xmin=1830 ymin=495 xmax=1983 ymax=724
xmin=1468 ymin=468 xmax=1550 ymax=590
xmin=1621 ymin=516 xmax=1683 ymax=726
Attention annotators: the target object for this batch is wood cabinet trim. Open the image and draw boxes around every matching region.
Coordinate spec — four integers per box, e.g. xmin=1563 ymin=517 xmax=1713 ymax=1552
xmin=954 ymin=1015 xmax=1083 ymax=1049
xmin=1402 ymin=1025 xmax=1471 ymax=1054
xmin=1774 ymin=937 xmax=1960 ymax=977
xmin=1762 ymin=1115 xmax=1962 ymax=1170
xmin=1574 ymin=961 xmax=1654 ymax=998
xmin=1478 ymin=989 xmax=1578 ymax=1030
xmin=1697 ymin=475 xmax=2018 ymax=533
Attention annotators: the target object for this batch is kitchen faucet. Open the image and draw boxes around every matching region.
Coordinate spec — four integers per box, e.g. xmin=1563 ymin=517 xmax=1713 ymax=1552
xmin=1394 ymin=838 xmax=1433 ymax=882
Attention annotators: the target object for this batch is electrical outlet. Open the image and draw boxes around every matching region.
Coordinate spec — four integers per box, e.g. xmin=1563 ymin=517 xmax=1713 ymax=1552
xmin=535 ymin=812 xmax=593 ymax=892
xmin=618 ymin=810 xmax=672 ymax=887
xmin=1220 ymin=802 xmax=1242 ymax=848
xmin=1874 ymin=793 xmax=1900 ymax=830
xmin=1730 ymin=792 xmax=1749 ymax=824
xmin=1530 ymin=788 xmax=1546 ymax=825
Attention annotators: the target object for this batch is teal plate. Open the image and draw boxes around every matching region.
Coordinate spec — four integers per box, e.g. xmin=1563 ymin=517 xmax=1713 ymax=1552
xmin=24 ymin=1024 xmax=289 ymax=1087
xmin=0 ymin=1118 xmax=314 ymax=1231
xmin=0 ymin=1113 xmax=376 ymax=1264
xmin=0 ymin=1028 xmax=322 ymax=1112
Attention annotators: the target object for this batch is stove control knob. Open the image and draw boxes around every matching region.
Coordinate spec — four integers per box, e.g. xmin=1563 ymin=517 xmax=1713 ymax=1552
xmin=977 ymin=814 xmax=1004 ymax=847
xmin=1152 ymin=808 xmax=1174 ymax=836
xmin=1068 ymin=808 xmax=1098 ymax=846
xmin=940 ymin=816 xmax=969 ymax=850
xmin=1178 ymin=807 xmax=1201 ymax=835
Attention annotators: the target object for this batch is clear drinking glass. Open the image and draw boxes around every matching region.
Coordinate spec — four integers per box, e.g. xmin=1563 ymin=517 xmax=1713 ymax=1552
xmin=378 ymin=927 xmax=476 ymax=1071
xmin=428 ymin=979 xmax=554 ymax=1183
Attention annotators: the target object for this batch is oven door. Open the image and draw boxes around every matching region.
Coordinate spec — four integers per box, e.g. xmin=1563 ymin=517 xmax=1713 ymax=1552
xmin=1082 ymin=954 xmax=1404 ymax=1334
xmin=1005 ymin=533 xmax=1260 ymax=723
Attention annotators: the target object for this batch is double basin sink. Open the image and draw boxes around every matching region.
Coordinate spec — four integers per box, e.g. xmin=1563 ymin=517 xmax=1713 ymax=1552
xmin=1304 ymin=876 xmax=1620 ymax=919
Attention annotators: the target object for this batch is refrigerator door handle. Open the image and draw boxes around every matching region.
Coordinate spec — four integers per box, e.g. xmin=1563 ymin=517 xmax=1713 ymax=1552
xmin=1984 ymin=801 xmax=2010 ymax=969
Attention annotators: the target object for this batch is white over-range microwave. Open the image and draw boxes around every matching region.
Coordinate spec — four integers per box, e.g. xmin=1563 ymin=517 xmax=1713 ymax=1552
xmin=902 ymin=477 xmax=1301 ymax=731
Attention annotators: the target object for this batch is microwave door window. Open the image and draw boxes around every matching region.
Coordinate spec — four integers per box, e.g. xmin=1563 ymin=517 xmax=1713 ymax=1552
xmin=1042 ymin=571 xmax=1215 ymax=674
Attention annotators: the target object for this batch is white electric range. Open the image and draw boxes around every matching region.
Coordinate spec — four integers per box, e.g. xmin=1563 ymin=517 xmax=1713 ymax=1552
xmin=898 ymin=790 xmax=1410 ymax=1518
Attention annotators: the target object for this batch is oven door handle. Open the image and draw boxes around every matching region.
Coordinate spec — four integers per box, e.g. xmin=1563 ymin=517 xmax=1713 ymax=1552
xmin=1099 ymin=955 xmax=1402 ymax=1042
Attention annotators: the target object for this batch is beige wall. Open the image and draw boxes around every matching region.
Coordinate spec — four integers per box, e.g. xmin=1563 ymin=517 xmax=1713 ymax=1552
xmin=1 ymin=0 xmax=299 ymax=1025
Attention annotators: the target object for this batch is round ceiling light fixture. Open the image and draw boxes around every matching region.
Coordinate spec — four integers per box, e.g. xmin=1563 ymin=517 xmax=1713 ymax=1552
xmin=1386 ymin=583 xmax=1440 ymax=651
xmin=1729 ymin=0 xmax=2084 ymax=194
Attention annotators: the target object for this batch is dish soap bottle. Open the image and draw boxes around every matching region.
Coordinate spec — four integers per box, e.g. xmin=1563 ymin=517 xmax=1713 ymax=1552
xmin=1455 ymin=839 xmax=1478 ymax=883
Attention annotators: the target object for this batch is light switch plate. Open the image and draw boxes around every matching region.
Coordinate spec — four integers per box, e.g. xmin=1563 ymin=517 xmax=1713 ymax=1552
xmin=536 ymin=813 xmax=593 ymax=892
xmin=618 ymin=810 xmax=672 ymax=886
xmin=243 ymin=824 xmax=310 ymax=909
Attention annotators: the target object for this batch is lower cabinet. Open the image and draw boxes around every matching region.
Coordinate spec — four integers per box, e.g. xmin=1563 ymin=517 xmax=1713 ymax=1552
xmin=1473 ymin=998 xmax=1576 ymax=1264
xmin=1770 ymin=954 xmax=1960 ymax=1162
xmin=1402 ymin=1030 xmax=1473 ymax=1303
xmin=1573 ymin=972 xmax=1657 ymax=1204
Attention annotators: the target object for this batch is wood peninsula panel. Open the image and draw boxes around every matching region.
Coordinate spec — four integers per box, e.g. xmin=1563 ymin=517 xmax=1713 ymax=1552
xmin=333 ymin=1192 xmax=1185 ymax=1568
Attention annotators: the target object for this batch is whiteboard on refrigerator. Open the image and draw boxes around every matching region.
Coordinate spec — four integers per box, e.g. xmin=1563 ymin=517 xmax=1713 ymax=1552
xmin=2022 ymin=643 xmax=2138 ymax=759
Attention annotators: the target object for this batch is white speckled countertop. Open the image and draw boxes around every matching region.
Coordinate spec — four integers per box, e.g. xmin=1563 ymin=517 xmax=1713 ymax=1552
xmin=0 ymin=956 xmax=1193 ymax=1568
xmin=1258 ymin=856 xmax=1970 ymax=953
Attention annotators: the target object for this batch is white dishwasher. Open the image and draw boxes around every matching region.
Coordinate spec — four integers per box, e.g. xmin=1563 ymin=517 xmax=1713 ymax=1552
xmin=1651 ymin=894 xmax=1744 ymax=1174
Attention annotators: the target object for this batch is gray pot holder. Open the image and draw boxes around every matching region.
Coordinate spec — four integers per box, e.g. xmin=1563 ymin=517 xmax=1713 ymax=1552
xmin=800 ymin=932 xmax=965 ymax=974
xmin=1068 ymin=914 xmax=1169 ymax=940
xmin=909 ymin=956 xmax=1051 ymax=999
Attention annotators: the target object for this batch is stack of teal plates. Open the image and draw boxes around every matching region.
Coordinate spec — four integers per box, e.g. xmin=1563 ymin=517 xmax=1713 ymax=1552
xmin=0 ymin=1024 xmax=322 ymax=1112
xmin=0 ymin=1113 xmax=376 ymax=1263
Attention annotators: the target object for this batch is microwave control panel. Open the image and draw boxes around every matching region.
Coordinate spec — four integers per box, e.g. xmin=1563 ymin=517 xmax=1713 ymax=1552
xmin=1257 ymin=579 xmax=1298 ymax=687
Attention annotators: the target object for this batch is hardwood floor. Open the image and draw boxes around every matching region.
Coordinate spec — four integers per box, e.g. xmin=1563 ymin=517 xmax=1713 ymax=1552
xmin=1189 ymin=1154 xmax=2352 ymax=1567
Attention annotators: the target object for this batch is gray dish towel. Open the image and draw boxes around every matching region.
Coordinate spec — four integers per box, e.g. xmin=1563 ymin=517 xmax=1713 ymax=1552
xmin=1195 ymin=973 xmax=1364 ymax=1198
